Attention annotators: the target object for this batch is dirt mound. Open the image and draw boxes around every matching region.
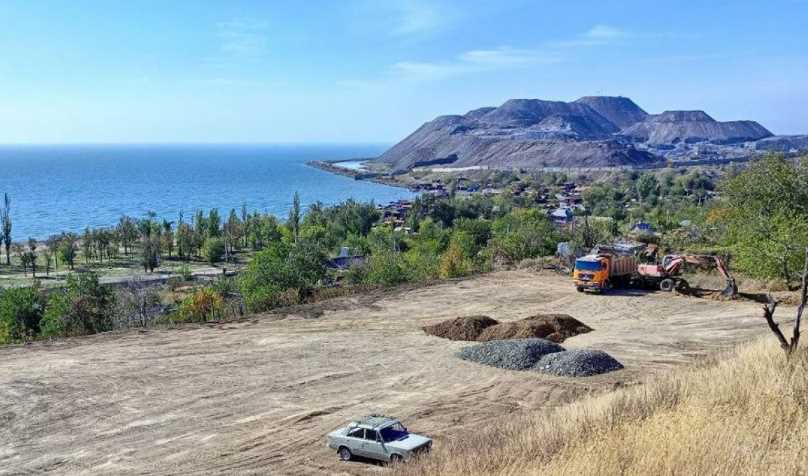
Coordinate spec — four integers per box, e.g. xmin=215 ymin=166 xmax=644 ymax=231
xmin=458 ymin=338 xmax=565 ymax=370
xmin=478 ymin=314 xmax=592 ymax=343
xmin=534 ymin=349 xmax=624 ymax=377
xmin=423 ymin=315 xmax=499 ymax=341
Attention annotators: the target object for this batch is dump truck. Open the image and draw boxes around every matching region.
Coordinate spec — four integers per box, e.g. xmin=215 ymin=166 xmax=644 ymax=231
xmin=573 ymin=252 xmax=637 ymax=292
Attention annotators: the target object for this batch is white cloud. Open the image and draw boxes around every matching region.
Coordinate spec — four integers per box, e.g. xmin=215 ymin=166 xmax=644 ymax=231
xmin=340 ymin=24 xmax=628 ymax=85
xmin=585 ymin=24 xmax=627 ymax=40
xmin=391 ymin=0 xmax=445 ymax=36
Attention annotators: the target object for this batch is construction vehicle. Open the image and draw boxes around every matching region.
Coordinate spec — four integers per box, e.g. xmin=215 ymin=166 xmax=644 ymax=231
xmin=636 ymin=254 xmax=738 ymax=298
xmin=573 ymin=252 xmax=638 ymax=292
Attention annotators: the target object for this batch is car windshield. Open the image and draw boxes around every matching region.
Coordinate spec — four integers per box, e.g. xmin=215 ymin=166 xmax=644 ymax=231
xmin=575 ymin=260 xmax=603 ymax=271
xmin=380 ymin=423 xmax=409 ymax=442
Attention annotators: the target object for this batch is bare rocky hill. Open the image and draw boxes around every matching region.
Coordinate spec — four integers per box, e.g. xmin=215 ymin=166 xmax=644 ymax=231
xmin=376 ymin=96 xmax=800 ymax=172
xmin=621 ymin=110 xmax=772 ymax=145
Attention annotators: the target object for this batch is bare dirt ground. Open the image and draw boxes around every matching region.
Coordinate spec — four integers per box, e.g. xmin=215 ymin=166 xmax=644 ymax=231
xmin=0 ymin=270 xmax=776 ymax=475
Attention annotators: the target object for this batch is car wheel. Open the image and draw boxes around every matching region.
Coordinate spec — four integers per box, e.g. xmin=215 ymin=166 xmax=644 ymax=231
xmin=659 ymin=278 xmax=675 ymax=292
xmin=338 ymin=447 xmax=352 ymax=461
xmin=389 ymin=454 xmax=403 ymax=465
xmin=576 ymin=286 xmax=584 ymax=293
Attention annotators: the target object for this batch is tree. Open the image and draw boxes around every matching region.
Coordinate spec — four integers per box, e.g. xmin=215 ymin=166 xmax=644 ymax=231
xmin=761 ymin=249 xmax=807 ymax=357
xmin=289 ymin=192 xmax=301 ymax=242
xmin=202 ymin=237 xmax=225 ymax=264
xmin=161 ymin=219 xmax=174 ymax=258
xmin=58 ymin=233 xmax=79 ymax=270
xmin=41 ymin=246 xmax=53 ymax=276
xmin=41 ymin=272 xmax=114 ymax=338
xmin=718 ymin=155 xmax=808 ymax=288
xmin=239 ymin=239 xmax=327 ymax=311
xmin=117 ymin=215 xmax=138 ymax=256
xmin=141 ymin=237 xmax=159 ymax=272
xmin=1 ymin=193 xmax=11 ymax=265
xmin=0 ymin=284 xmax=45 ymax=344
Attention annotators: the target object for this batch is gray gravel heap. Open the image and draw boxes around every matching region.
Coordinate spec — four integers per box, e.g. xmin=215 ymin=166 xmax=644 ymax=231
xmin=533 ymin=349 xmax=624 ymax=377
xmin=457 ymin=338 xmax=565 ymax=370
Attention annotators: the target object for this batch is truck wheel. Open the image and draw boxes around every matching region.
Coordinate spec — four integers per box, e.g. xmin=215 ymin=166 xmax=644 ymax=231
xmin=675 ymin=280 xmax=690 ymax=292
xmin=659 ymin=278 xmax=675 ymax=292
xmin=389 ymin=454 xmax=403 ymax=465
xmin=338 ymin=447 xmax=352 ymax=461
xmin=576 ymin=286 xmax=584 ymax=293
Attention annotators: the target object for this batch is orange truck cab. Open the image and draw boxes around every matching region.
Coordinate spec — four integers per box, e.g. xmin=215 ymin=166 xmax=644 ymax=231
xmin=573 ymin=253 xmax=637 ymax=292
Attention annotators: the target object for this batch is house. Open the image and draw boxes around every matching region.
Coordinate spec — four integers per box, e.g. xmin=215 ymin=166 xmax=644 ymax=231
xmin=550 ymin=207 xmax=574 ymax=225
xmin=327 ymin=247 xmax=366 ymax=270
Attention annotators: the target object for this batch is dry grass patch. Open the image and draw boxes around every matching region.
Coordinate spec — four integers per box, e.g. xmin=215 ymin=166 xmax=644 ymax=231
xmin=396 ymin=338 xmax=808 ymax=476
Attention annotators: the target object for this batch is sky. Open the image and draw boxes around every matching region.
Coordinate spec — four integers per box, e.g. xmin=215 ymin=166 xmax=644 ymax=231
xmin=0 ymin=0 xmax=806 ymax=144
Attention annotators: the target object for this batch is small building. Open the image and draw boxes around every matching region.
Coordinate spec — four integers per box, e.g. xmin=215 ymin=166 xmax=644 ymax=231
xmin=550 ymin=208 xmax=574 ymax=225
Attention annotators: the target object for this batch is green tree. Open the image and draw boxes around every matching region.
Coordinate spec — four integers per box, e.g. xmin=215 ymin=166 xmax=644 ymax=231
xmin=58 ymin=233 xmax=79 ymax=270
xmin=718 ymin=155 xmax=808 ymax=287
xmin=41 ymin=272 xmax=114 ymax=338
xmin=239 ymin=239 xmax=327 ymax=311
xmin=1 ymin=193 xmax=11 ymax=265
xmin=0 ymin=285 xmax=44 ymax=344
xmin=202 ymin=237 xmax=225 ymax=264
xmin=289 ymin=192 xmax=301 ymax=242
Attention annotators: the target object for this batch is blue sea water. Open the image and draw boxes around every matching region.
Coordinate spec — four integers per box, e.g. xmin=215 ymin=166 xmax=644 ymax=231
xmin=0 ymin=144 xmax=412 ymax=240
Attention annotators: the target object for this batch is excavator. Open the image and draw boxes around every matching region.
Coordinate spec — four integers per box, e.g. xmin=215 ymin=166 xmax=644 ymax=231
xmin=636 ymin=254 xmax=738 ymax=298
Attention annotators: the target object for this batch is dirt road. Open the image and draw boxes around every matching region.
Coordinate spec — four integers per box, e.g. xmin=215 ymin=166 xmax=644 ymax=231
xmin=0 ymin=271 xmax=774 ymax=475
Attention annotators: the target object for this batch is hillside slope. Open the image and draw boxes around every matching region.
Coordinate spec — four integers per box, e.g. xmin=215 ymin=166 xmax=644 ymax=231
xmin=621 ymin=110 xmax=772 ymax=145
xmin=396 ymin=338 xmax=808 ymax=476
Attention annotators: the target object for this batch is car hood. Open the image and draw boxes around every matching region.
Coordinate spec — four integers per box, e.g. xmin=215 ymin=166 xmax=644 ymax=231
xmin=384 ymin=433 xmax=431 ymax=451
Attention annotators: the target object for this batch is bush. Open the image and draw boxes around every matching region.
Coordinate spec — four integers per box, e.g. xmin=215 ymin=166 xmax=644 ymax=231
xmin=173 ymin=288 xmax=224 ymax=323
xmin=490 ymin=209 xmax=560 ymax=264
xmin=202 ymin=237 xmax=225 ymax=264
xmin=41 ymin=272 xmax=114 ymax=338
xmin=0 ymin=285 xmax=45 ymax=344
xmin=439 ymin=242 xmax=472 ymax=279
xmin=364 ymin=250 xmax=409 ymax=286
xmin=177 ymin=263 xmax=193 ymax=281
xmin=239 ymin=240 xmax=327 ymax=312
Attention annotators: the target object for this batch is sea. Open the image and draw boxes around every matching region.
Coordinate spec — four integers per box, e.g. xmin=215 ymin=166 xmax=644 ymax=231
xmin=0 ymin=144 xmax=413 ymax=240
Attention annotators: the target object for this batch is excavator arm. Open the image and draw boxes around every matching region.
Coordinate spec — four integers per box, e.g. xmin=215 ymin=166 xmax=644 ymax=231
xmin=662 ymin=254 xmax=738 ymax=298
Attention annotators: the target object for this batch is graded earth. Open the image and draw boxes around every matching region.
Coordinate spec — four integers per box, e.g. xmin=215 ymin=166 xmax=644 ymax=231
xmin=0 ymin=271 xmax=778 ymax=475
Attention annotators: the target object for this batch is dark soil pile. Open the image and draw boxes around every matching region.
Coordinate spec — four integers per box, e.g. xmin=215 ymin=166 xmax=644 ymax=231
xmin=422 ymin=315 xmax=499 ymax=341
xmin=534 ymin=349 xmax=624 ymax=377
xmin=458 ymin=338 xmax=565 ymax=370
xmin=478 ymin=314 xmax=592 ymax=343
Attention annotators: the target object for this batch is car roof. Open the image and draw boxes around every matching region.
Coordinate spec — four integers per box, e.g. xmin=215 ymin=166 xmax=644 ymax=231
xmin=349 ymin=415 xmax=399 ymax=430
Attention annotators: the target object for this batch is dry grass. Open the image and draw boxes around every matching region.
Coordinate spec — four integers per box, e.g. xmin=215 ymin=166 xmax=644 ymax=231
xmin=396 ymin=338 xmax=808 ymax=476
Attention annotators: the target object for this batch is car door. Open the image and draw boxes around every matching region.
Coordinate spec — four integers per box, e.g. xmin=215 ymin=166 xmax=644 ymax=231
xmin=345 ymin=428 xmax=368 ymax=457
xmin=362 ymin=429 xmax=387 ymax=461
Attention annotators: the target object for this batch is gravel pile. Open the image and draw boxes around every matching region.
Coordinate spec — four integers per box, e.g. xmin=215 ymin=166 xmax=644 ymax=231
xmin=534 ymin=350 xmax=624 ymax=377
xmin=423 ymin=315 xmax=499 ymax=341
xmin=457 ymin=338 xmax=565 ymax=370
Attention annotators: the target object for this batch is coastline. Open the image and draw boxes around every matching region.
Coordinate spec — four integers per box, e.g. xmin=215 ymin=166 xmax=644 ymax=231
xmin=306 ymin=159 xmax=413 ymax=190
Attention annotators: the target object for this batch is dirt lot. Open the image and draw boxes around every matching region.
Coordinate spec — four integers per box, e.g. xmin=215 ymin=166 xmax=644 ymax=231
xmin=0 ymin=271 xmax=776 ymax=475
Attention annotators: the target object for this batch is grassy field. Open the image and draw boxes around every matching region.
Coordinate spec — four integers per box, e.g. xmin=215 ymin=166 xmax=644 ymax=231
xmin=0 ymin=251 xmax=253 ymax=288
xmin=396 ymin=336 xmax=808 ymax=476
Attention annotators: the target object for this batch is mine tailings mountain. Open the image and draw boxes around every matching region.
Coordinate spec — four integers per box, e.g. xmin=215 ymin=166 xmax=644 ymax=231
xmin=375 ymin=96 xmax=801 ymax=172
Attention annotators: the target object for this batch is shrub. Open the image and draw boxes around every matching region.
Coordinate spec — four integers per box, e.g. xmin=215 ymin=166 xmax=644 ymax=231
xmin=439 ymin=242 xmax=472 ymax=279
xmin=177 ymin=263 xmax=193 ymax=281
xmin=41 ymin=272 xmax=114 ymax=338
xmin=364 ymin=250 xmax=409 ymax=286
xmin=173 ymin=288 xmax=224 ymax=323
xmin=239 ymin=240 xmax=327 ymax=312
xmin=202 ymin=237 xmax=225 ymax=264
xmin=0 ymin=285 xmax=45 ymax=344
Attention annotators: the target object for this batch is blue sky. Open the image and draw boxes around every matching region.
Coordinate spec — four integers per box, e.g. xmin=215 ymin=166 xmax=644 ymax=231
xmin=0 ymin=0 xmax=806 ymax=143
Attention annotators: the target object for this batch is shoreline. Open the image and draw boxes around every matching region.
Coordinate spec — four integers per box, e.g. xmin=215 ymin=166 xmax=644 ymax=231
xmin=306 ymin=159 xmax=413 ymax=190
